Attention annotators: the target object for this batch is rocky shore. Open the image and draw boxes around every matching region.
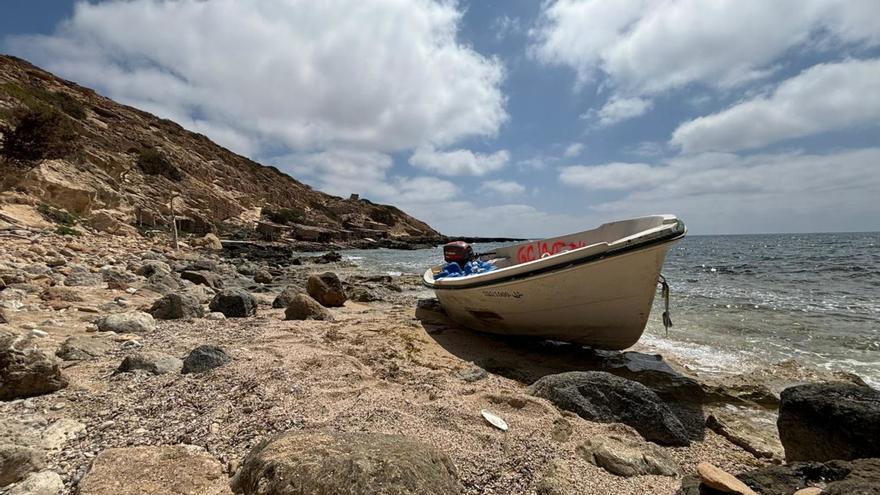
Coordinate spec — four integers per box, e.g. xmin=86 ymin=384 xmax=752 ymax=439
xmin=1 ymin=227 xmax=878 ymax=495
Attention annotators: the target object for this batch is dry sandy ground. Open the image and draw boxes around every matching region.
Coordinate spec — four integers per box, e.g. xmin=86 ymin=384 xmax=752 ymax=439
xmin=2 ymin=290 xmax=765 ymax=494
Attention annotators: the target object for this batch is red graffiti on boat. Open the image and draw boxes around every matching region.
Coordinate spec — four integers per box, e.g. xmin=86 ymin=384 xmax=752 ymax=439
xmin=517 ymin=240 xmax=586 ymax=263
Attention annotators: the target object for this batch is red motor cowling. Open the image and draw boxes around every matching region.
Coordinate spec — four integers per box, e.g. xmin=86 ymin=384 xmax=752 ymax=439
xmin=443 ymin=241 xmax=474 ymax=264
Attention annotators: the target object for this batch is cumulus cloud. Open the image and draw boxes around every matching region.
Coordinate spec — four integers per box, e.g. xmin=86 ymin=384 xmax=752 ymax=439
xmin=562 ymin=143 xmax=584 ymax=158
xmin=532 ymin=0 xmax=880 ymax=95
xmin=275 ymin=149 xmax=395 ymax=199
xmin=594 ymin=96 xmax=653 ymax=127
xmin=479 ymin=180 xmax=526 ymax=196
xmin=672 ymin=58 xmax=880 ymax=153
xmin=409 ymin=146 xmax=510 ymax=176
xmin=559 ymin=148 xmax=880 ymax=233
xmin=6 ymin=0 xmax=506 ymax=155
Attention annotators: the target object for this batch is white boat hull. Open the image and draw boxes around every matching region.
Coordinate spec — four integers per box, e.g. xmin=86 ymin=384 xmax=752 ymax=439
xmin=424 ymin=215 xmax=685 ymax=350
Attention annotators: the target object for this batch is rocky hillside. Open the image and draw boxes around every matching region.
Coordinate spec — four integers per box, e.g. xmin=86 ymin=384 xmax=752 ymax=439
xmin=0 ymin=55 xmax=440 ymax=242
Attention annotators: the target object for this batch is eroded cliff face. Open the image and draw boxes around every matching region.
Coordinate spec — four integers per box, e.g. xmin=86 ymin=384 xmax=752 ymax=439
xmin=0 ymin=55 xmax=440 ymax=241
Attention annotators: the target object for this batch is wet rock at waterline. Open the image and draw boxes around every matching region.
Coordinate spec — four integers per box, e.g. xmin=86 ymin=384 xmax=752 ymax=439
xmin=209 ymin=289 xmax=256 ymax=318
xmin=306 ymin=272 xmax=347 ymax=307
xmin=527 ymin=371 xmax=690 ymax=446
xmin=231 ymin=431 xmax=461 ymax=495
xmin=777 ymin=382 xmax=880 ymax=461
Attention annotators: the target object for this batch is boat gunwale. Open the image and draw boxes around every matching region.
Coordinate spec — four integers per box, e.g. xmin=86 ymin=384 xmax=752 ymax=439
xmin=423 ymin=226 xmax=685 ymax=291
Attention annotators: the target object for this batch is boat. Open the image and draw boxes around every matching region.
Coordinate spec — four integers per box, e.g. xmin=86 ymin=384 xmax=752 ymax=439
xmin=422 ymin=215 xmax=686 ymax=350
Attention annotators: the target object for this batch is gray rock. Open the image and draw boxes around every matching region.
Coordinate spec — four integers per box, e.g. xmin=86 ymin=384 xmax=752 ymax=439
xmin=0 ymin=336 xmax=68 ymax=400
xmin=55 ymin=336 xmax=114 ymax=361
xmin=205 ymin=312 xmax=226 ymax=320
xmin=209 ymin=289 xmax=256 ymax=318
xmin=148 ymin=293 xmax=204 ymax=320
xmin=306 ymin=272 xmax=347 ymax=307
xmin=95 ymin=312 xmax=156 ymax=333
xmin=144 ymin=271 xmax=182 ymax=295
xmin=135 ymin=260 xmax=171 ymax=277
xmin=284 ymin=294 xmax=333 ymax=321
xmin=0 ymin=308 xmax=7 ymax=325
xmin=253 ymin=269 xmax=273 ymax=284
xmin=778 ymin=382 xmax=880 ymax=462
xmin=117 ymin=351 xmax=183 ymax=375
xmin=706 ymin=408 xmax=783 ymax=460
xmin=181 ymin=345 xmax=230 ymax=374
xmin=39 ymin=287 xmax=83 ymax=302
xmin=527 ymin=371 xmax=689 ymax=446
xmin=577 ymin=433 xmax=679 ymax=477
xmin=350 ymin=287 xmax=381 ymax=302
xmin=231 ymin=431 xmax=461 ymax=495
xmin=100 ymin=267 xmax=138 ymax=285
xmin=41 ymin=419 xmax=86 ymax=451
xmin=0 ymin=443 xmax=45 ymax=487
xmin=8 ymin=470 xmax=64 ymax=495
xmin=64 ymin=266 xmax=102 ymax=287
xmin=181 ymin=259 xmax=218 ymax=272
xmin=271 ymin=286 xmax=300 ymax=309
xmin=180 ymin=270 xmax=223 ymax=289
xmin=731 ymin=458 xmax=878 ymax=495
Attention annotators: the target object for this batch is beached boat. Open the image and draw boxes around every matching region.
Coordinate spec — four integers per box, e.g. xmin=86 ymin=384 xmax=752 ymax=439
xmin=423 ymin=215 xmax=686 ymax=349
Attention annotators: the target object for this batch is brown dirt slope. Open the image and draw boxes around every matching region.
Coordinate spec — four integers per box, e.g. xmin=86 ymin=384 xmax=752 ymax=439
xmin=0 ymin=55 xmax=440 ymax=239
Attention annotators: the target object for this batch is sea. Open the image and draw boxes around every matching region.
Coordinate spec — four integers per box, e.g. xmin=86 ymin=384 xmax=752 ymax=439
xmin=337 ymin=232 xmax=880 ymax=387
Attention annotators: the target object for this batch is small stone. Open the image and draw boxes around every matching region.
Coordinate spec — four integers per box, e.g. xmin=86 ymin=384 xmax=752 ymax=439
xmin=697 ymin=462 xmax=758 ymax=495
xmin=55 ymin=336 xmax=114 ymax=361
xmin=284 ymin=293 xmax=333 ymax=321
xmin=148 ymin=293 xmax=204 ymax=320
xmin=28 ymin=329 xmax=49 ymax=338
xmin=209 ymin=289 xmax=256 ymax=318
xmin=306 ymin=272 xmax=347 ymax=307
xmin=577 ymin=434 xmax=678 ymax=477
xmin=95 ymin=312 xmax=155 ymax=333
xmin=116 ymin=352 xmax=183 ymax=375
xmin=271 ymin=286 xmax=300 ymax=309
xmin=180 ymin=271 xmax=222 ymax=290
xmin=253 ymin=269 xmax=273 ymax=284
xmin=181 ymin=345 xmax=230 ymax=374
xmin=205 ymin=312 xmax=226 ymax=320
xmin=793 ymin=488 xmax=822 ymax=495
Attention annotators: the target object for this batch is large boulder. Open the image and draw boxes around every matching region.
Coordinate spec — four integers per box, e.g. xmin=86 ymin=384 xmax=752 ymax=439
xmin=306 ymin=272 xmax=347 ymax=307
xmin=730 ymin=458 xmax=880 ymax=495
xmin=284 ymin=294 xmax=333 ymax=321
xmin=0 ymin=336 xmax=68 ymax=400
xmin=576 ymin=433 xmax=678 ymax=477
xmin=271 ymin=286 xmax=300 ymax=309
xmin=116 ymin=352 xmax=183 ymax=375
xmin=77 ymin=445 xmax=231 ymax=495
xmin=55 ymin=336 xmax=114 ymax=361
xmin=148 ymin=293 xmax=204 ymax=320
xmin=209 ymin=289 xmax=256 ymax=318
xmin=181 ymin=345 xmax=230 ymax=374
xmin=180 ymin=271 xmax=222 ymax=290
xmin=777 ymin=382 xmax=880 ymax=461
xmin=0 ymin=444 xmax=45 ymax=487
xmin=144 ymin=271 xmax=182 ymax=295
xmin=527 ymin=371 xmax=689 ymax=446
xmin=95 ymin=312 xmax=156 ymax=333
xmin=231 ymin=431 xmax=461 ymax=494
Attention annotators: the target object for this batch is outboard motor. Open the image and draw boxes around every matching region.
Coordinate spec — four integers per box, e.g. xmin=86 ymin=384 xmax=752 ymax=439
xmin=443 ymin=241 xmax=474 ymax=265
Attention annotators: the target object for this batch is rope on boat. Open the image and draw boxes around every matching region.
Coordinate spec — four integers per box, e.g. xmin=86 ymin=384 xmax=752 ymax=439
xmin=659 ymin=274 xmax=672 ymax=336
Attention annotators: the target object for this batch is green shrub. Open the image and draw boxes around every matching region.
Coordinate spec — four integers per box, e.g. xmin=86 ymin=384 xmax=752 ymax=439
xmin=37 ymin=203 xmax=78 ymax=226
xmin=0 ymin=83 xmax=86 ymax=119
xmin=55 ymin=225 xmax=82 ymax=236
xmin=264 ymin=207 xmax=303 ymax=225
xmin=136 ymin=148 xmax=183 ymax=181
xmin=0 ymin=107 xmax=79 ymax=161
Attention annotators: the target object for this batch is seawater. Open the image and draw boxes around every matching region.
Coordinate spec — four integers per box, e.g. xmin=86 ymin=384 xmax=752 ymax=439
xmin=338 ymin=232 xmax=880 ymax=387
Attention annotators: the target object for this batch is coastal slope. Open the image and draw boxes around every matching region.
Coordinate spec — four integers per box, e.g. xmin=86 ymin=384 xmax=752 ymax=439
xmin=0 ymin=55 xmax=440 ymax=242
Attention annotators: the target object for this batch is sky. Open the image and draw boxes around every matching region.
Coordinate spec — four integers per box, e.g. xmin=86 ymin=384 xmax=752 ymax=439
xmin=3 ymin=0 xmax=879 ymax=236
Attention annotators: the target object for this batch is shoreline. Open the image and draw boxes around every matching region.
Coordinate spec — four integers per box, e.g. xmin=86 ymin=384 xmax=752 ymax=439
xmin=0 ymin=231 xmax=872 ymax=494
